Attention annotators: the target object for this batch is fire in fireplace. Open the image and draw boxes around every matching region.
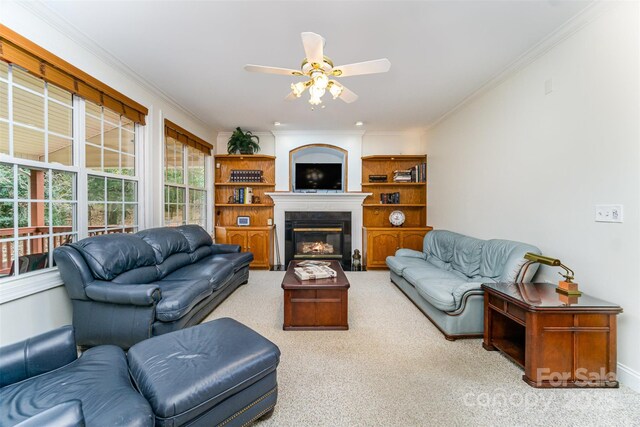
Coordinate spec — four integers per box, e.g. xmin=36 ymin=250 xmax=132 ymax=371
xmin=294 ymin=227 xmax=342 ymax=258
xmin=285 ymin=212 xmax=351 ymax=269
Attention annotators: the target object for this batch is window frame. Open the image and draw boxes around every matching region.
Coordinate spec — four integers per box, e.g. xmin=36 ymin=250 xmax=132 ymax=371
xmin=0 ymin=64 xmax=145 ymax=302
xmin=163 ymin=133 xmax=210 ymax=229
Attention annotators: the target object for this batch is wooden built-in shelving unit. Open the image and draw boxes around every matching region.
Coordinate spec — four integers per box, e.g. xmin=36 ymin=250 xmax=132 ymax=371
xmin=361 ymin=155 xmax=432 ymax=269
xmin=214 ymin=154 xmax=275 ymax=269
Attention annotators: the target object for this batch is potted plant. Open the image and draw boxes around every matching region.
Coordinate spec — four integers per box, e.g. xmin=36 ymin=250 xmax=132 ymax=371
xmin=227 ymin=127 xmax=260 ymax=154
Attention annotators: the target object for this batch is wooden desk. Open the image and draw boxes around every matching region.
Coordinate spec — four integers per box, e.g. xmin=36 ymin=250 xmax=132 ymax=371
xmin=482 ymin=282 xmax=622 ymax=388
xmin=281 ymin=260 xmax=349 ymax=330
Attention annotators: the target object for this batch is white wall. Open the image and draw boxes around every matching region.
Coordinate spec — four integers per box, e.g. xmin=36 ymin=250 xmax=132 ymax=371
xmin=0 ymin=3 xmax=216 ymax=345
xmin=426 ymin=3 xmax=640 ymax=388
xmin=362 ymin=131 xmax=427 ymax=156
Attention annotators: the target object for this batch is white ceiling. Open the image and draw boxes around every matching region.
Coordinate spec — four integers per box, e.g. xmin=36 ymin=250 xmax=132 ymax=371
xmin=43 ymin=0 xmax=592 ymax=133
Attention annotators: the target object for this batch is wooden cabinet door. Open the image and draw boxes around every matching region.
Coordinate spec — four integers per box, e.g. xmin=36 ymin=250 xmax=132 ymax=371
xmin=226 ymin=230 xmax=247 ymax=251
xmin=247 ymin=230 xmax=269 ymax=268
xmin=400 ymin=230 xmax=427 ymax=252
xmin=367 ymin=231 xmax=400 ymax=268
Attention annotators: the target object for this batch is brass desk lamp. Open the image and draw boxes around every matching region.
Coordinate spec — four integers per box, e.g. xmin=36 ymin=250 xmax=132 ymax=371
xmin=518 ymin=252 xmax=582 ymax=296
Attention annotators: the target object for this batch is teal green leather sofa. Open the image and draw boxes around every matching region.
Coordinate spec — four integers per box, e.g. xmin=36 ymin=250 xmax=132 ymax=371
xmin=386 ymin=230 xmax=540 ymax=340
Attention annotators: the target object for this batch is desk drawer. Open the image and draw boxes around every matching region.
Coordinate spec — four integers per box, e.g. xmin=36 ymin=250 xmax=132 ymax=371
xmin=506 ymin=303 xmax=526 ymax=322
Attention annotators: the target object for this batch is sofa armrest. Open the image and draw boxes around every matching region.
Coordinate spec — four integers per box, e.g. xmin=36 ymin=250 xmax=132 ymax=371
xmin=452 ymin=282 xmax=484 ymax=308
xmin=15 ymin=400 xmax=84 ymax=427
xmin=0 ymin=326 xmax=77 ymax=387
xmin=395 ymin=248 xmax=426 ymax=259
xmin=210 ymin=243 xmax=241 ymax=255
xmin=85 ymin=282 xmax=161 ymax=306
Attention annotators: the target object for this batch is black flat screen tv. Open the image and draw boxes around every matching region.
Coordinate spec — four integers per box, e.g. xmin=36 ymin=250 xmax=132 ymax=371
xmin=295 ymin=163 xmax=342 ymax=191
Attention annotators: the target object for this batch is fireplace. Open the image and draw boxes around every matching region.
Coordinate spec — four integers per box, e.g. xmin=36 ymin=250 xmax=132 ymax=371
xmin=285 ymin=211 xmax=351 ymax=269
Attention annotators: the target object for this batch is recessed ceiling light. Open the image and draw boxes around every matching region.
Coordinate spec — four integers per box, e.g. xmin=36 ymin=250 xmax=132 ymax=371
xmin=355 ymin=121 xmax=364 ymax=126
xmin=273 ymin=121 xmax=281 ymax=126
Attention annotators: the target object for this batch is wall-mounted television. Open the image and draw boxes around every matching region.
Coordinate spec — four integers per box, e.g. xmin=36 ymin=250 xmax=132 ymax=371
xmin=294 ymin=163 xmax=342 ymax=191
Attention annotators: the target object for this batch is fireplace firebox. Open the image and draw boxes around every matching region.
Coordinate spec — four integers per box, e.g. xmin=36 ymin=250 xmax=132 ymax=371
xmin=284 ymin=211 xmax=351 ymax=269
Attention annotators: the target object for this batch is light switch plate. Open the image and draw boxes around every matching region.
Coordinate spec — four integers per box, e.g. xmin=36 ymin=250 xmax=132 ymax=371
xmin=595 ymin=204 xmax=623 ymax=223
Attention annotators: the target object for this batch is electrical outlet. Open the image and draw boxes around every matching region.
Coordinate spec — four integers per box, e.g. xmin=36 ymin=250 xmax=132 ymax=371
xmin=595 ymin=204 xmax=623 ymax=223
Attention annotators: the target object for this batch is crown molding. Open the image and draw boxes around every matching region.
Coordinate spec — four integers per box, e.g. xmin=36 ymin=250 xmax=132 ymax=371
xmin=427 ymin=0 xmax=616 ymax=130
xmin=16 ymin=0 xmax=211 ymax=130
xmin=271 ymin=130 xmax=365 ymax=137
xmin=363 ymin=130 xmax=423 ymax=137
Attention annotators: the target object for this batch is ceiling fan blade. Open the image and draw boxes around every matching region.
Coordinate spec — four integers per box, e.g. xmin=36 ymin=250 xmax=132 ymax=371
xmin=285 ymin=92 xmax=298 ymax=101
xmin=332 ymin=59 xmax=391 ymax=77
xmin=338 ymin=84 xmax=358 ymax=103
xmin=301 ymin=32 xmax=325 ymax=65
xmin=244 ymin=64 xmax=302 ymax=76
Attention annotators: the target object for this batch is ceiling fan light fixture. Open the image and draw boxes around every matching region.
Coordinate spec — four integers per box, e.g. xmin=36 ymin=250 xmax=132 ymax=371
xmin=328 ymin=81 xmax=343 ymax=99
xmin=291 ymin=81 xmax=308 ymax=97
xmin=312 ymin=71 xmax=329 ymax=90
xmin=308 ymin=84 xmax=325 ymax=105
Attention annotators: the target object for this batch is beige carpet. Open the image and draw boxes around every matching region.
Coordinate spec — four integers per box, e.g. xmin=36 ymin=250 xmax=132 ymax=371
xmin=204 ymin=271 xmax=640 ymax=426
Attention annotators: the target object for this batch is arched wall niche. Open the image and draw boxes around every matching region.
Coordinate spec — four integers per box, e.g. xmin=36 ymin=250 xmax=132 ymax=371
xmin=289 ymin=144 xmax=348 ymax=192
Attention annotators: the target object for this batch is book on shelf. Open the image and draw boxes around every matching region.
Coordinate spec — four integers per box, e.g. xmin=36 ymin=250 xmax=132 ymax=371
xmin=230 ymin=169 xmax=263 ymax=183
xmin=392 ymin=163 xmax=427 ymax=182
xmin=380 ymin=192 xmax=400 ymax=204
xmin=368 ymin=174 xmax=388 ymax=183
xmin=294 ymin=264 xmax=337 ymax=281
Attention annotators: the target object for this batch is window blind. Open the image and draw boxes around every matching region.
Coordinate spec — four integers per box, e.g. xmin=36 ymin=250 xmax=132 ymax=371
xmin=0 ymin=24 xmax=148 ymax=125
xmin=165 ymin=119 xmax=212 ymax=155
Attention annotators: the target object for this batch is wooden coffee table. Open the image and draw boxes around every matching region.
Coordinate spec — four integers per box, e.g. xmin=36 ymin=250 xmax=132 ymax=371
xmin=281 ymin=260 xmax=350 ymax=330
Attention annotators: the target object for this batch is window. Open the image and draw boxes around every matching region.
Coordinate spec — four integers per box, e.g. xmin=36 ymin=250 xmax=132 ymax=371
xmin=0 ymin=62 xmax=77 ymax=278
xmin=85 ymin=100 xmax=139 ymax=236
xmin=163 ymin=121 xmax=211 ymax=229
xmin=85 ymin=100 xmax=135 ymax=176
xmin=164 ymin=137 xmax=207 ymax=227
xmin=0 ymin=27 xmax=147 ymax=292
xmin=87 ymin=176 xmax=138 ymax=236
xmin=0 ymin=63 xmax=142 ymax=280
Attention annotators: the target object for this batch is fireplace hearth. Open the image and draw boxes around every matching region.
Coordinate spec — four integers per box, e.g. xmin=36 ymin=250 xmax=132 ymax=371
xmin=285 ymin=211 xmax=351 ymax=269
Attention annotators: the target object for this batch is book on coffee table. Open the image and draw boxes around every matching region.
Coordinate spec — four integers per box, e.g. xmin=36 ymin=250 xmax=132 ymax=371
xmin=294 ymin=264 xmax=337 ymax=281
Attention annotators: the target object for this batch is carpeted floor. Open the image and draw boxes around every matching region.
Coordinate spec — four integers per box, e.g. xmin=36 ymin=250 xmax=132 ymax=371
xmin=204 ymin=271 xmax=640 ymax=426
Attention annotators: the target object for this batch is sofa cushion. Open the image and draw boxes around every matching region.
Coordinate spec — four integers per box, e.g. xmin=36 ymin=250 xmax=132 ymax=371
xmin=165 ymin=257 xmax=234 ymax=290
xmin=137 ymin=227 xmax=190 ymax=263
xmin=451 ymin=235 xmax=484 ymax=278
xmin=176 ymin=225 xmax=213 ymax=252
xmin=403 ymin=264 xmax=466 ymax=285
xmin=112 ymin=265 xmax=160 ymax=284
xmin=70 ymin=234 xmax=156 ymax=281
xmin=414 ymin=278 xmax=464 ymax=312
xmin=190 ymin=245 xmax=213 ymax=264
xmin=212 ymin=252 xmax=254 ymax=272
xmin=0 ymin=345 xmax=153 ymax=426
xmin=156 ymin=253 xmax=192 ymax=279
xmin=386 ymin=256 xmax=432 ymax=276
xmin=155 ymin=279 xmax=214 ymax=322
xmin=480 ymin=240 xmax=541 ymax=283
xmin=424 ymin=230 xmax=457 ymax=262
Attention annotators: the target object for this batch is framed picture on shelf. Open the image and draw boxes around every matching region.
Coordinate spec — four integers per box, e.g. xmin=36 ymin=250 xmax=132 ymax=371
xmin=236 ymin=216 xmax=251 ymax=226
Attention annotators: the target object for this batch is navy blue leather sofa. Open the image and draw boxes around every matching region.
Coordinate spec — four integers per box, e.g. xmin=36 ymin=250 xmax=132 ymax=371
xmin=54 ymin=225 xmax=253 ymax=349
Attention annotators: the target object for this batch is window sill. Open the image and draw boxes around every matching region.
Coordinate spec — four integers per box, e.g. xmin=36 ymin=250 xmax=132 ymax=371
xmin=0 ymin=269 xmax=64 ymax=304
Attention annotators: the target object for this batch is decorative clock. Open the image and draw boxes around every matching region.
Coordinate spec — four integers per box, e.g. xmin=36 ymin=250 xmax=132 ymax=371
xmin=389 ymin=210 xmax=405 ymax=227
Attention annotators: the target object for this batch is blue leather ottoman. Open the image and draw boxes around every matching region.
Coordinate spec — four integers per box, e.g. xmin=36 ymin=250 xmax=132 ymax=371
xmin=127 ymin=318 xmax=280 ymax=427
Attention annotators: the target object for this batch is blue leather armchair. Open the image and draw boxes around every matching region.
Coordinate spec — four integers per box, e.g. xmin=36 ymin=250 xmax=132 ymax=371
xmin=1 ymin=320 xmax=281 ymax=427
xmin=0 ymin=326 xmax=153 ymax=426
xmin=53 ymin=225 xmax=253 ymax=349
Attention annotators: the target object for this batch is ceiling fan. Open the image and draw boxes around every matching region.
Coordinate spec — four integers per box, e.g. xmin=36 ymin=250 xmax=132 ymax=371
xmin=244 ymin=32 xmax=391 ymax=106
